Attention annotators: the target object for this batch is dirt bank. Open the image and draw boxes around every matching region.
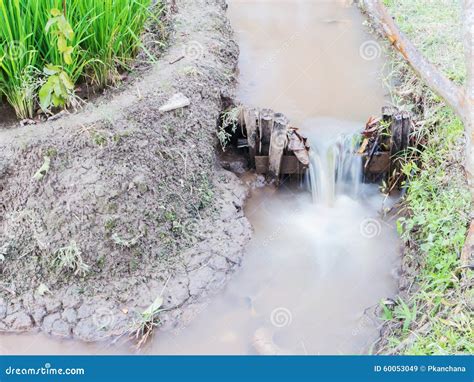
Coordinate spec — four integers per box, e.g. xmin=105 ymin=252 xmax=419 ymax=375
xmin=0 ymin=0 xmax=252 ymax=342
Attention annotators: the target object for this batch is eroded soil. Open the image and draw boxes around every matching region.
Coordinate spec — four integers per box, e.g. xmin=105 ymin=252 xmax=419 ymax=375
xmin=0 ymin=0 xmax=252 ymax=342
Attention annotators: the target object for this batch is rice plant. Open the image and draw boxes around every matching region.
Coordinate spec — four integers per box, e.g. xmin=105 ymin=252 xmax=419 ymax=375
xmin=72 ymin=0 xmax=152 ymax=86
xmin=0 ymin=0 xmax=156 ymax=119
xmin=0 ymin=0 xmax=41 ymax=119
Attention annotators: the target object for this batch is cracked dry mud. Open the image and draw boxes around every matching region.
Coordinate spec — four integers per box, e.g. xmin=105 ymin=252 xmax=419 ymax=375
xmin=0 ymin=0 xmax=252 ymax=342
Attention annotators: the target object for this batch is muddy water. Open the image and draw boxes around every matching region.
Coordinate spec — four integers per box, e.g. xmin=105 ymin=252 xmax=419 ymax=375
xmin=232 ymin=0 xmax=387 ymax=125
xmin=0 ymin=0 xmax=399 ymax=355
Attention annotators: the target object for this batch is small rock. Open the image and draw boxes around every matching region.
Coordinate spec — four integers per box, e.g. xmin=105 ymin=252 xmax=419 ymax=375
xmin=252 ymin=175 xmax=267 ymax=189
xmin=36 ymin=283 xmax=50 ymax=297
xmin=159 ymin=93 xmax=190 ymax=112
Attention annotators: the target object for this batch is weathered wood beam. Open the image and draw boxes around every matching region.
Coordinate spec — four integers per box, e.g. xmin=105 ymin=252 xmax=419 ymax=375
xmin=361 ymin=0 xmax=466 ymax=120
xmin=254 ymin=156 xmax=306 ymax=175
xmin=243 ymin=108 xmax=258 ymax=167
xmin=268 ymin=113 xmax=289 ymax=180
xmin=258 ymin=109 xmax=274 ymax=155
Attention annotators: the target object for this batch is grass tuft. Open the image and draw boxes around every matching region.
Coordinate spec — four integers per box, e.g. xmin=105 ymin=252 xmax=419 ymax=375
xmin=52 ymin=240 xmax=90 ymax=277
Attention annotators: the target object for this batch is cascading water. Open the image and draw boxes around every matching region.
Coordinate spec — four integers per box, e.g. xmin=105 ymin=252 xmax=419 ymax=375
xmin=306 ymin=133 xmax=363 ymax=205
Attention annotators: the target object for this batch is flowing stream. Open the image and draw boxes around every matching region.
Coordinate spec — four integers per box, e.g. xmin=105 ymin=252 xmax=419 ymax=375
xmin=0 ymin=0 xmax=400 ymax=355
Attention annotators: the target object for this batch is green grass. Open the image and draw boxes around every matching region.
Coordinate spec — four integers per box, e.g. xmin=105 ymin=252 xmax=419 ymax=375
xmin=383 ymin=0 xmax=465 ymax=84
xmin=392 ymin=109 xmax=472 ymax=354
xmin=0 ymin=0 xmax=160 ymax=119
xmin=378 ymin=0 xmax=473 ymax=354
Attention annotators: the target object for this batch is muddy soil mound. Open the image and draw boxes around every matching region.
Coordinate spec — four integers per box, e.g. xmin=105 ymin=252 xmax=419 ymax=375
xmin=0 ymin=0 xmax=252 ymax=342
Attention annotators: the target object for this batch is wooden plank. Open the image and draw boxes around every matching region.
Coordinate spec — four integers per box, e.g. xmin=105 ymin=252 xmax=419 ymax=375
xmin=280 ymin=156 xmax=306 ymax=174
xmin=390 ymin=113 xmax=404 ymax=156
xmin=366 ymin=152 xmax=390 ymax=174
xmin=255 ymin=155 xmax=306 ymax=175
xmin=401 ymin=111 xmax=411 ymax=151
xmin=255 ymin=156 xmax=268 ymax=174
xmin=258 ymin=109 xmax=274 ymax=155
xmin=243 ymin=108 xmax=258 ymax=167
xmin=268 ymin=113 xmax=289 ymax=180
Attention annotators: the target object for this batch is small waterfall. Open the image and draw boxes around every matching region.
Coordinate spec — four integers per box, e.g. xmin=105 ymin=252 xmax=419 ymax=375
xmin=305 ymin=134 xmax=362 ymax=205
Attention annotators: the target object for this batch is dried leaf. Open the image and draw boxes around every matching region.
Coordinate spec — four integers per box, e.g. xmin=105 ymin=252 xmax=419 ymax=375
xmin=358 ymin=138 xmax=369 ymax=154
